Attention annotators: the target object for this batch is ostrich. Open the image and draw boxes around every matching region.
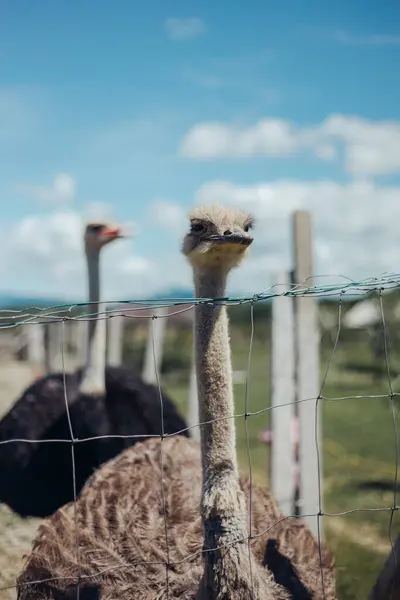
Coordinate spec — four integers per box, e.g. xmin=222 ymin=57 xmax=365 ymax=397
xmin=0 ymin=221 xmax=188 ymax=518
xmin=17 ymin=207 xmax=336 ymax=599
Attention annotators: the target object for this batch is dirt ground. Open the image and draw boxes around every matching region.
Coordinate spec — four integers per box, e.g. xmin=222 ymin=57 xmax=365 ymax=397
xmin=0 ymin=360 xmax=44 ymax=600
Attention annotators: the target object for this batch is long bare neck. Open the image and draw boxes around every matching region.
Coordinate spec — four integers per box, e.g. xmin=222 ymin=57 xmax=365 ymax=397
xmin=194 ymin=268 xmax=238 ymax=486
xmin=194 ymin=267 xmax=253 ymax=598
xmin=79 ymin=247 xmax=106 ymax=396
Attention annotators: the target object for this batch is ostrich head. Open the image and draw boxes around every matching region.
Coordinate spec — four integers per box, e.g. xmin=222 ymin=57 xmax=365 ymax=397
xmin=84 ymin=221 xmax=125 ymax=252
xmin=182 ymin=205 xmax=254 ymax=271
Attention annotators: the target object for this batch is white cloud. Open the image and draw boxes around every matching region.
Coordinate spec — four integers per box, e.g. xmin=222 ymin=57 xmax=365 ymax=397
xmin=180 ymin=120 xmax=300 ymax=158
xmin=15 ymin=173 xmax=76 ymax=204
xmin=134 ymin=177 xmax=400 ymax=296
xmin=180 ymin=114 xmax=400 ymax=176
xmin=0 ymin=210 xmax=153 ymax=300
xmin=4 ymin=178 xmax=400 ymax=301
xmin=321 ymin=115 xmax=400 ymax=176
xmin=84 ymin=201 xmax=114 ymax=221
xmin=314 ymin=144 xmax=337 ymax=161
xmin=148 ymin=199 xmax=186 ymax=230
xmin=134 ymin=175 xmax=400 ymax=296
xmin=332 ymin=30 xmax=400 ymax=47
xmin=164 ymin=17 xmax=205 ymax=41
xmin=194 ymin=178 xmax=400 ymax=291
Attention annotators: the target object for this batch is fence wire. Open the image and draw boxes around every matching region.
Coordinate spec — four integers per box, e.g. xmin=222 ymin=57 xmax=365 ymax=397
xmin=0 ymin=272 xmax=399 ymax=599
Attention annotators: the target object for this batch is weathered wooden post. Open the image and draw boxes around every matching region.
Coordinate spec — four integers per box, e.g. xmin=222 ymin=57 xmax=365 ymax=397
xmin=45 ymin=322 xmax=63 ymax=373
xmin=292 ymin=210 xmax=322 ymax=538
xmin=270 ymin=270 xmax=296 ymax=516
xmin=76 ymin=318 xmax=88 ymax=367
xmin=142 ymin=307 xmax=167 ymax=385
xmin=25 ymin=323 xmax=45 ymax=378
xmin=107 ymin=310 xmax=124 ymax=367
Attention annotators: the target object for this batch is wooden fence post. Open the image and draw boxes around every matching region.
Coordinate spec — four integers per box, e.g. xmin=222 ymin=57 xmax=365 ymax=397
xmin=25 ymin=323 xmax=45 ymax=378
xmin=270 ymin=270 xmax=296 ymax=516
xmin=142 ymin=307 xmax=167 ymax=385
xmin=292 ymin=210 xmax=322 ymax=539
xmin=107 ymin=312 xmax=124 ymax=367
xmin=76 ymin=319 xmax=88 ymax=367
xmin=45 ymin=322 xmax=63 ymax=373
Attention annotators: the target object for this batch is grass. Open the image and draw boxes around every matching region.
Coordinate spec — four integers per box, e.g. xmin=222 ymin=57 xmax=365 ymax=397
xmin=160 ymin=306 xmax=400 ymax=600
xmin=1 ymin=298 xmax=400 ymax=599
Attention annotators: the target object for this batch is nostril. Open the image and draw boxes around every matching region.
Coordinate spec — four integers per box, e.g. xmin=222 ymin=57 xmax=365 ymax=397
xmin=223 ymin=230 xmax=232 ymax=236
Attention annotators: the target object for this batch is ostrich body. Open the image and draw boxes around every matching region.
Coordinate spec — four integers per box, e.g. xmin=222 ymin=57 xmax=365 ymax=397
xmin=0 ymin=222 xmax=188 ymax=518
xmin=17 ymin=207 xmax=336 ymax=599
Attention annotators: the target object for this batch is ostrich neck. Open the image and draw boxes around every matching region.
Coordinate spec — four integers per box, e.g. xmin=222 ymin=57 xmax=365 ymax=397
xmin=80 ymin=247 xmax=106 ymax=395
xmin=194 ymin=267 xmax=250 ymax=598
xmin=194 ymin=268 xmax=238 ymax=484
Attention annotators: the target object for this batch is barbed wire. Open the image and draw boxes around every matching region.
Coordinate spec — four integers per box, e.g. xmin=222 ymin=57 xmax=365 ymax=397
xmin=0 ymin=275 xmax=399 ymax=598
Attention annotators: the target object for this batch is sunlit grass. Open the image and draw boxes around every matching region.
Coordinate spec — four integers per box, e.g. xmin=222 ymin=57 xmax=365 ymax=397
xmin=162 ymin=320 xmax=400 ymax=600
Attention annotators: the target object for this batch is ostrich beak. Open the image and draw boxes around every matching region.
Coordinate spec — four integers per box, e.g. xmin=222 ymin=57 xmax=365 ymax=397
xmin=205 ymin=233 xmax=253 ymax=246
xmin=102 ymin=226 xmax=126 ymax=239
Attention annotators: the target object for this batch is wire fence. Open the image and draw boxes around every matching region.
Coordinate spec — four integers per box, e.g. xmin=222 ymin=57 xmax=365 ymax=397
xmin=1 ymin=272 xmax=400 ymax=599
xmin=2 ymin=271 xmax=400 ymax=328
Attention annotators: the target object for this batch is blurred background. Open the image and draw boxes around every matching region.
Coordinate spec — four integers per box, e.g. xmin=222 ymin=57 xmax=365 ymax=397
xmin=0 ymin=1 xmax=400 ymax=598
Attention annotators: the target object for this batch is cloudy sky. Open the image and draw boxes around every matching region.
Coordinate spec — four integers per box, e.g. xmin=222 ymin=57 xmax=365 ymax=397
xmin=1 ymin=0 xmax=399 ymax=301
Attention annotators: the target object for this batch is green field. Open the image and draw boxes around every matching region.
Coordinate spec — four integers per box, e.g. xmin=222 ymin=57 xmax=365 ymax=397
xmin=1 ymin=295 xmax=399 ymax=599
xmin=149 ymin=298 xmax=400 ymax=600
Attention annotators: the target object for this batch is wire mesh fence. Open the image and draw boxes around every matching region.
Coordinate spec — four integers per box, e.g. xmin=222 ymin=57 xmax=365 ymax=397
xmin=0 ymin=273 xmax=400 ymax=599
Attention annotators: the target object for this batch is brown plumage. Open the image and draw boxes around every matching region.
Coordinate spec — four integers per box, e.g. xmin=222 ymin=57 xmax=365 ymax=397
xmin=17 ymin=437 xmax=334 ymax=599
xmin=17 ymin=205 xmax=336 ymax=599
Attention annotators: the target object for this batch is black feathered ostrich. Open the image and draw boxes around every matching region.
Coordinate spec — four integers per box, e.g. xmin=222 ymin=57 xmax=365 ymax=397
xmin=0 ymin=221 xmax=188 ymax=518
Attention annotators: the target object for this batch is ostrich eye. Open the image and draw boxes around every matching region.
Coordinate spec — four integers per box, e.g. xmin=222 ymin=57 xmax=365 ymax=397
xmin=89 ymin=224 xmax=104 ymax=232
xmin=190 ymin=222 xmax=206 ymax=233
xmin=243 ymin=225 xmax=249 ymax=232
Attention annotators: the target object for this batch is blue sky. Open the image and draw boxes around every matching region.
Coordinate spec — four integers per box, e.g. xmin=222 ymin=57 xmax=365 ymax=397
xmin=1 ymin=0 xmax=400 ymax=299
